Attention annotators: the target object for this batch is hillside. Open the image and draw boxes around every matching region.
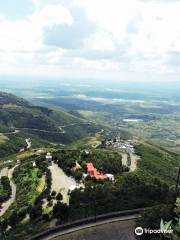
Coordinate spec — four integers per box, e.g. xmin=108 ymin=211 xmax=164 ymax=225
xmin=135 ymin=142 xmax=180 ymax=184
xmin=0 ymin=92 xmax=101 ymax=146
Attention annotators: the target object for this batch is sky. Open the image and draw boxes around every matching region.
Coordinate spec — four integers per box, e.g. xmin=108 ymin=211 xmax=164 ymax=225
xmin=0 ymin=0 xmax=180 ymax=81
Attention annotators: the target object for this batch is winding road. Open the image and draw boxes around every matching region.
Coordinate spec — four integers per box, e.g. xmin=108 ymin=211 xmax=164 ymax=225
xmin=0 ymin=130 xmax=20 ymax=136
xmin=0 ymin=165 xmax=18 ymax=217
xmin=29 ymin=210 xmax=142 ymax=240
xmin=44 ymin=215 xmax=138 ymax=240
xmin=17 ymin=128 xmax=65 ymax=134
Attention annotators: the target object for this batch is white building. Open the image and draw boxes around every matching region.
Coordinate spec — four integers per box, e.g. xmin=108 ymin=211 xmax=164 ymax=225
xmin=46 ymin=152 xmax=52 ymax=163
xmin=106 ymin=174 xmax=115 ymax=182
xmin=17 ymin=159 xmax=20 ymax=164
xmin=33 ymin=162 xmax=36 ymax=167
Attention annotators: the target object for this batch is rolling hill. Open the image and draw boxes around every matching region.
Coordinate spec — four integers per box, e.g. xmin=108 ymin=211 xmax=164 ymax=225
xmin=0 ymin=92 xmax=101 ymax=146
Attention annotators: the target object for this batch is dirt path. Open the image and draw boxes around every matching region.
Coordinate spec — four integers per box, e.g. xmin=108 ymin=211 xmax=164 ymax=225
xmin=129 ymin=154 xmax=140 ymax=172
xmin=0 ymin=165 xmax=18 ymax=217
xmin=121 ymin=153 xmax=127 ymax=166
xmin=119 ymin=152 xmax=140 ymax=172
xmin=49 ymin=163 xmax=77 ymax=204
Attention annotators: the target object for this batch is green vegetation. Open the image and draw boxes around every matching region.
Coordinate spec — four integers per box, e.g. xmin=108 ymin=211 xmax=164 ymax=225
xmin=0 ymin=136 xmax=25 ymax=158
xmin=0 ymin=135 xmax=8 ymax=144
xmin=0 ymin=92 xmax=102 ymax=145
xmin=136 ymin=204 xmax=174 ymax=240
xmin=0 ymin=157 xmax=43 ymax=227
xmin=0 ymin=143 xmax=178 ymax=239
xmin=69 ymin=170 xmax=174 ymax=220
xmin=0 ymin=92 xmax=29 ymax=106
xmin=66 ymin=135 xmax=102 ymax=150
xmin=0 ymin=132 xmax=47 ymax=160
xmin=135 ymin=142 xmax=180 ymax=184
xmin=136 ymin=198 xmax=180 ymax=239
xmin=54 ymin=148 xmax=124 ymax=179
xmin=0 ymin=176 xmax=11 ymax=205
xmin=1 ymin=91 xmax=180 ymax=239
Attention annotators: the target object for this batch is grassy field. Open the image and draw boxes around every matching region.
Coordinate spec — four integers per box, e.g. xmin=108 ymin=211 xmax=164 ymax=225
xmin=0 ymin=135 xmax=8 ymax=144
xmin=66 ymin=134 xmax=102 ymax=149
xmin=77 ymin=101 xmax=180 ymax=152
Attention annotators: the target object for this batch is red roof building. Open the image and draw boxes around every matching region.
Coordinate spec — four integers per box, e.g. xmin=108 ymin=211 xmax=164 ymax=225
xmin=86 ymin=163 xmax=108 ymax=181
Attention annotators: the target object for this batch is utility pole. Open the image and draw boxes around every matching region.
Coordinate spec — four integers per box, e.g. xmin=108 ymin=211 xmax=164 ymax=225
xmin=175 ymin=166 xmax=180 ymax=197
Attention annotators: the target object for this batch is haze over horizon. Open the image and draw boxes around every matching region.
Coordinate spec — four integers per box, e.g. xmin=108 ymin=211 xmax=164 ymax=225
xmin=0 ymin=0 xmax=179 ymax=82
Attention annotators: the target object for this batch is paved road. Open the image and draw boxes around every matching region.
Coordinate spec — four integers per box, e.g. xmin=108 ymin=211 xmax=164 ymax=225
xmin=17 ymin=128 xmax=64 ymax=134
xmin=39 ymin=214 xmax=140 ymax=240
xmin=0 ymin=165 xmax=18 ymax=216
xmin=0 ymin=130 xmax=20 ymax=136
xmin=53 ymin=220 xmax=136 ymax=240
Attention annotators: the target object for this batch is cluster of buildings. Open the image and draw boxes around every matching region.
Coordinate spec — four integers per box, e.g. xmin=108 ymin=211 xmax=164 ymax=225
xmin=33 ymin=152 xmax=53 ymax=168
xmin=106 ymin=135 xmax=139 ymax=154
xmin=46 ymin=152 xmax=53 ymax=163
xmin=41 ymin=152 xmax=114 ymax=196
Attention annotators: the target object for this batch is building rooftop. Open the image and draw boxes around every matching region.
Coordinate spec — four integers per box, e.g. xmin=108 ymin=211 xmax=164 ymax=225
xmin=87 ymin=163 xmax=108 ymax=180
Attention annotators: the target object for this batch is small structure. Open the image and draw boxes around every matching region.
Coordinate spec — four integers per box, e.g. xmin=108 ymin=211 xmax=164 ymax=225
xmin=17 ymin=159 xmax=20 ymax=164
xmin=72 ymin=161 xmax=82 ymax=172
xmin=19 ymin=148 xmax=25 ymax=153
xmin=83 ymin=173 xmax=88 ymax=179
xmin=86 ymin=163 xmax=108 ymax=181
xmin=46 ymin=152 xmax=52 ymax=164
xmin=37 ymin=149 xmax=44 ymax=154
xmin=106 ymin=174 xmax=115 ymax=182
xmin=68 ymin=185 xmax=81 ymax=193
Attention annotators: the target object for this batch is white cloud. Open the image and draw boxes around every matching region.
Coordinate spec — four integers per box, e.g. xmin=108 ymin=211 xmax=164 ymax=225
xmin=0 ymin=0 xmax=180 ymax=79
xmin=0 ymin=3 xmax=72 ymax=52
xmin=75 ymin=0 xmax=140 ymax=41
xmin=31 ymin=3 xmax=73 ymax=28
xmin=85 ymin=31 xmax=116 ymax=51
xmin=75 ymin=0 xmax=180 ymax=72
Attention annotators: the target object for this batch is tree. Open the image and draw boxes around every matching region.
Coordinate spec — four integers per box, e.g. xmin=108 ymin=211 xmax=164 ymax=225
xmin=135 ymin=204 xmax=174 ymax=240
xmin=51 ymin=190 xmax=57 ymax=197
xmin=56 ymin=193 xmax=63 ymax=201
xmin=29 ymin=204 xmax=42 ymax=220
xmin=53 ymin=202 xmax=69 ymax=222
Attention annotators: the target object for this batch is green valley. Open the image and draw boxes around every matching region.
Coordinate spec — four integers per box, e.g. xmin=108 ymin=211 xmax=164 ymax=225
xmin=0 ymin=91 xmax=180 ymax=240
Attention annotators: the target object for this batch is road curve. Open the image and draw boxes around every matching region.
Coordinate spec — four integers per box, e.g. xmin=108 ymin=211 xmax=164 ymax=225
xmin=42 ymin=214 xmax=140 ymax=240
xmin=0 ymin=130 xmax=20 ymax=136
xmin=0 ymin=165 xmax=18 ymax=217
xmin=29 ymin=208 xmax=144 ymax=240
